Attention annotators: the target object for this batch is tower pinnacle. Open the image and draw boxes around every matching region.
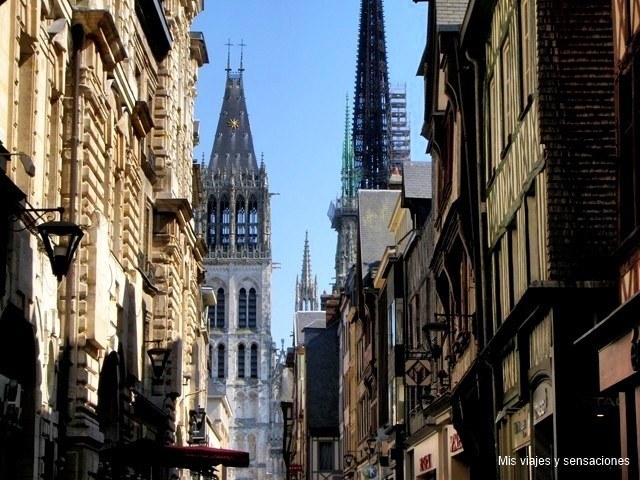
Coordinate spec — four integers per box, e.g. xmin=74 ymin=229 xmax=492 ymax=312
xmin=295 ymin=232 xmax=318 ymax=311
xmin=342 ymin=94 xmax=357 ymax=200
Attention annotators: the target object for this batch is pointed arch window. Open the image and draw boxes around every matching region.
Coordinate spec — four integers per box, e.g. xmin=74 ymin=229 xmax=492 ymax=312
xmin=220 ymin=197 xmax=230 ymax=246
xmin=248 ymin=196 xmax=258 ymax=247
xmin=207 ymin=196 xmax=217 ymax=246
xmin=209 ymin=288 xmax=225 ymax=329
xmin=217 ymin=344 xmax=226 ymax=378
xmin=250 ymin=343 xmax=258 ymax=378
xmin=236 ymin=196 xmax=246 ymax=247
xmin=237 ymin=344 xmax=245 ymax=378
xmin=248 ymin=288 xmax=257 ymax=329
xmin=238 ymin=288 xmax=247 ymax=328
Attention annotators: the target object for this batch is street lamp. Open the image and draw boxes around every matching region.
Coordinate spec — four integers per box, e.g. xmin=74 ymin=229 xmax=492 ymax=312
xmin=37 ymin=220 xmax=84 ymax=281
xmin=147 ymin=347 xmax=171 ymax=383
xmin=366 ymin=438 xmax=377 ymax=456
xmin=344 ymin=453 xmax=355 ymax=466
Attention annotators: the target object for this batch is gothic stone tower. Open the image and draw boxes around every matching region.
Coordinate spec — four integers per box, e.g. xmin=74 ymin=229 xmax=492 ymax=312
xmin=203 ymin=56 xmax=284 ymax=480
xmin=329 ymin=97 xmax=358 ymax=290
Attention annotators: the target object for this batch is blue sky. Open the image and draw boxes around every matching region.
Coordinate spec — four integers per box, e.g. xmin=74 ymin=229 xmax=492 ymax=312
xmin=192 ymin=0 xmax=428 ymax=347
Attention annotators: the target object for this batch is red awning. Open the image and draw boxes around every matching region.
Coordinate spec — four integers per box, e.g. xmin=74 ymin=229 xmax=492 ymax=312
xmin=103 ymin=439 xmax=250 ymax=472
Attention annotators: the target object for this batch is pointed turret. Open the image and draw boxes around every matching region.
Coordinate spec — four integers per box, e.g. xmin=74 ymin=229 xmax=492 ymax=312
xmin=353 ymin=0 xmax=391 ymax=190
xmin=295 ymin=232 xmax=318 ymax=311
xmin=341 ymin=95 xmax=358 ymax=200
xmin=209 ymin=50 xmax=257 ymax=173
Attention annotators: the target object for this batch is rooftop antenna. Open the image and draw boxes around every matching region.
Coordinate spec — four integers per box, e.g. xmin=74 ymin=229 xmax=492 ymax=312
xmin=225 ymin=39 xmax=233 ymax=73
xmin=239 ymin=39 xmax=246 ymax=73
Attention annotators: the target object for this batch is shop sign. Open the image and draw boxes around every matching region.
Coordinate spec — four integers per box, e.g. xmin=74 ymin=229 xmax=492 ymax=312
xmin=363 ymin=466 xmax=378 ymax=479
xmin=450 ymin=434 xmax=463 ymax=453
xmin=511 ymin=404 xmax=530 ymax=450
xmin=599 ymin=329 xmax=635 ymax=389
xmin=419 ymin=454 xmax=432 ymax=472
xmin=533 ymin=382 xmax=553 ymax=424
xmin=620 ymin=258 xmax=640 ymax=302
xmin=289 ymin=465 xmax=303 ymax=473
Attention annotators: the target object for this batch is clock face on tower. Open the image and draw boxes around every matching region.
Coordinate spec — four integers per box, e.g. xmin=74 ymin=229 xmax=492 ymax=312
xmin=227 ymin=118 xmax=240 ymax=130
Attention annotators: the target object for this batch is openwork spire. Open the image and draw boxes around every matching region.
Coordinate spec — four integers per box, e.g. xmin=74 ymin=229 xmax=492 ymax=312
xmin=341 ymin=94 xmax=358 ymax=200
xmin=353 ymin=0 xmax=390 ymax=190
xmin=295 ymin=232 xmax=318 ymax=311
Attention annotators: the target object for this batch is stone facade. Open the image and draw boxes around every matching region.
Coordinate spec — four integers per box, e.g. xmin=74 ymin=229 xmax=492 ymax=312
xmin=0 ymin=0 xmax=208 ymax=479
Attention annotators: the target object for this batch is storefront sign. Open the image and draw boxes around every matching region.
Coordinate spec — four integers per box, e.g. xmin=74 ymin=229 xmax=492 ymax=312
xmin=419 ymin=454 xmax=432 ymax=471
xmin=363 ymin=466 xmax=378 ymax=479
xmin=450 ymin=434 xmax=463 ymax=453
xmin=533 ymin=382 xmax=553 ymax=424
xmin=289 ymin=465 xmax=303 ymax=473
xmin=511 ymin=404 xmax=530 ymax=450
xmin=620 ymin=258 xmax=640 ymax=302
xmin=599 ymin=329 xmax=636 ymax=390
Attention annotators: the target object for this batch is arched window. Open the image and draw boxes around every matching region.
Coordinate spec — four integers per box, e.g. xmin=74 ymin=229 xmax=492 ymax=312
xmin=236 ymin=196 xmax=246 ymax=247
xmin=250 ymin=343 xmax=258 ymax=378
xmin=237 ymin=344 xmax=245 ymax=378
xmin=216 ymin=288 xmax=225 ymax=328
xmin=238 ymin=288 xmax=247 ymax=328
xmin=217 ymin=344 xmax=225 ymax=378
xmin=209 ymin=288 xmax=226 ymax=329
xmin=207 ymin=196 xmax=217 ymax=246
xmin=248 ymin=288 xmax=257 ymax=328
xmin=248 ymin=196 xmax=258 ymax=247
xmin=220 ymin=196 xmax=230 ymax=246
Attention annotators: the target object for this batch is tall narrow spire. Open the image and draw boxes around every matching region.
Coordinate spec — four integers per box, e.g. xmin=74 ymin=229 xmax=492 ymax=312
xmin=295 ymin=232 xmax=318 ymax=311
xmin=353 ymin=0 xmax=391 ymax=190
xmin=341 ymin=94 xmax=357 ymax=200
xmin=239 ymin=39 xmax=246 ymax=73
xmin=225 ymin=39 xmax=233 ymax=73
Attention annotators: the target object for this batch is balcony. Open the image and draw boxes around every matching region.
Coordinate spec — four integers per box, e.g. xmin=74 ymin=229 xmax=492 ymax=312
xmin=135 ymin=0 xmax=172 ymax=61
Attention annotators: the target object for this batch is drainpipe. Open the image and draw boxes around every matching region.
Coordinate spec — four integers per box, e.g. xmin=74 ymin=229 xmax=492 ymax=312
xmin=58 ymin=22 xmax=84 ymax=477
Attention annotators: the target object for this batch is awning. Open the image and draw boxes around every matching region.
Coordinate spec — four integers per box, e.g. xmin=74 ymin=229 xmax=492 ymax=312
xmin=103 ymin=439 xmax=250 ymax=473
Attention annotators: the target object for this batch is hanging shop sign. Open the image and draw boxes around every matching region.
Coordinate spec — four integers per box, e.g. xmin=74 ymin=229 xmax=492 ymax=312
xmin=532 ymin=382 xmax=553 ymax=424
xmin=450 ymin=433 xmax=463 ymax=454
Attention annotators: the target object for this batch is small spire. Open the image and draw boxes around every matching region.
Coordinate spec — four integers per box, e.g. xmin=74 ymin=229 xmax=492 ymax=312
xmin=341 ymin=94 xmax=356 ymax=199
xmin=225 ymin=39 xmax=233 ymax=73
xmin=239 ymin=39 xmax=246 ymax=73
xmin=295 ymin=232 xmax=318 ymax=311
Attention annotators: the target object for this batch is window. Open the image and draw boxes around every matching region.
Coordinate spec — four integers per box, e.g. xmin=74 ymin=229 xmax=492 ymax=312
xmin=236 ymin=196 xmax=246 ymax=247
xmin=221 ymin=197 xmax=230 ymax=246
xmin=248 ymin=288 xmax=257 ymax=328
xmin=249 ymin=196 xmax=258 ymax=247
xmin=209 ymin=288 xmax=225 ymax=329
xmin=238 ymin=288 xmax=247 ymax=328
xmin=251 ymin=344 xmax=258 ymax=378
xmin=217 ymin=345 xmax=226 ymax=378
xmin=318 ymin=441 xmax=334 ymax=471
xmin=519 ymin=0 xmax=535 ymax=108
xmin=237 ymin=344 xmax=245 ymax=378
xmin=619 ymin=50 xmax=640 ymax=240
xmin=207 ymin=196 xmax=217 ymax=246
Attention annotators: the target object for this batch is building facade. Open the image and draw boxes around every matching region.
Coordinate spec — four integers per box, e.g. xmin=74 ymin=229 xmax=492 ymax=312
xmin=202 ymin=60 xmax=284 ymax=480
xmin=0 ymin=0 xmax=209 ymax=479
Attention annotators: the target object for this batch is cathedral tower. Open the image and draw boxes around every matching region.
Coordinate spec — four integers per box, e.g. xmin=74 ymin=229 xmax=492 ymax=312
xmin=353 ymin=0 xmax=391 ymax=190
xmin=328 ymin=97 xmax=358 ymax=290
xmin=203 ymin=52 xmax=283 ymax=480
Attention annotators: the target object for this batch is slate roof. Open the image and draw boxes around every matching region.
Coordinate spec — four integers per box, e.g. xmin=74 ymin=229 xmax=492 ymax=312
xmin=306 ymin=322 xmax=339 ymax=435
xmin=403 ymin=161 xmax=433 ymax=200
xmin=358 ymin=190 xmax=401 ymax=282
xmin=294 ymin=311 xmax=326 ymax=346
xmin=208 ymin=71 xmax=258 ymax=173
xmin=436 ymin=0 xmax=469 ymax=29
